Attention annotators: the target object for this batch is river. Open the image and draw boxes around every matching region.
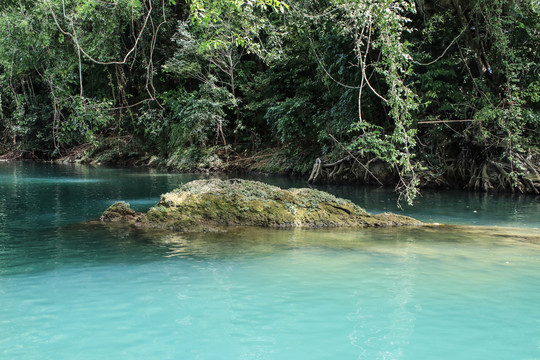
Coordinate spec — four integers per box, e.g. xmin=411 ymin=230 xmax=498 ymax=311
xmin=1 ymin=161 xmax=539 ymax=359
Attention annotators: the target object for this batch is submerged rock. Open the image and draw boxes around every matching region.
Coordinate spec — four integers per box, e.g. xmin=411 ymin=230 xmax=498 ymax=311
xmin=100 ymin=179 xmax=421 ymax=231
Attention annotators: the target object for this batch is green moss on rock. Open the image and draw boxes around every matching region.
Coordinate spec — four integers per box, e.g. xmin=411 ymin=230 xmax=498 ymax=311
xmin=100 ymin=201 xmax=137 ymax=222
xmin=100 ymin=179 xmax=422 ymax=231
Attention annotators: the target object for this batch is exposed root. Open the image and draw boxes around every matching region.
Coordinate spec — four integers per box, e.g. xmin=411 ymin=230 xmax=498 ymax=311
xmin=307 ymin=153 xmax=391 ymax=185
xmin=0 ymin=151 xmax=23 ymax=161
xmin=308 ymin=148 xmax=540 ymax=195
xmin=464 ymin=156 xmax=540 ymax=194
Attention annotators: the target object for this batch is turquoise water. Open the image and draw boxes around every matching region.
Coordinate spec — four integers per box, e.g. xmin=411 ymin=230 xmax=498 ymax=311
xmin=1 ymin=162 xmax=539 ymax=359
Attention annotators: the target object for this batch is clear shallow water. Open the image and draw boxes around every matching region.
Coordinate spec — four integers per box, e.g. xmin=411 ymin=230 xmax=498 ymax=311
xmin=1 ymin=162 xmax=540 ymax=359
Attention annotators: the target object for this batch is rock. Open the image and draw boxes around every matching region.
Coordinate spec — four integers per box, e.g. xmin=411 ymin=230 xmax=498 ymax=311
xmin=100 ymin=201 xmax=137 ymax=222
xmin=100 ymin=179 xmax=422 ymax=231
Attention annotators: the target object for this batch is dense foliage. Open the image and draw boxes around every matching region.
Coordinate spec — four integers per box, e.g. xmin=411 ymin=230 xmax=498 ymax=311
xmin=1 ymin=0 xmax=538 ymax=203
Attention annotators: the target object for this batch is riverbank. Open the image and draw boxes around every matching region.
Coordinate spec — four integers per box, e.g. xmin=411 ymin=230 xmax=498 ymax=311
xmin=0 ymin=143 xmax=306 ymax=176
xmin=2 ymin=142 xmax=540 ymax=196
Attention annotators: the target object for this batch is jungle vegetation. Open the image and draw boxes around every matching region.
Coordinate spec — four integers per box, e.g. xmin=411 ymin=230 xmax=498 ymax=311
xmin=0 ymin=0 xmax=539 ymax=204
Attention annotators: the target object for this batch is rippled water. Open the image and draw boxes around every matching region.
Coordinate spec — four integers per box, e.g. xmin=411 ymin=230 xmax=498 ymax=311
xmin=1 ymin=162 xmax=539 ymax=359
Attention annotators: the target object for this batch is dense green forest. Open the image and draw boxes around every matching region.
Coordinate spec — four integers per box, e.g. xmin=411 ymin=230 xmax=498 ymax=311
xmin=0 ymin=0 xmax=539 ymax=203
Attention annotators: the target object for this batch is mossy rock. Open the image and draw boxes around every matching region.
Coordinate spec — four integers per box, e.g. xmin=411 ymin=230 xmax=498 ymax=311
xmin=100 ymin=179 xmax=422 ymax=231
xmin=100 ymin=201 xmax=137 ymax=222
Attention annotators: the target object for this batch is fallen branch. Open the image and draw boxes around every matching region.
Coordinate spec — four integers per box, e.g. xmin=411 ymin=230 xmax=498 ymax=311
xmin=328 ymin=134 xmax=383 ymax=185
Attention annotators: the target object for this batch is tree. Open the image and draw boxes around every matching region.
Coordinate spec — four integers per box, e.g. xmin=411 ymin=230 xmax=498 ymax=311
xmin=412 ymin=0 xmax=540 ymax=193
xmin=0 ymin=0 xmax=174 ymax=155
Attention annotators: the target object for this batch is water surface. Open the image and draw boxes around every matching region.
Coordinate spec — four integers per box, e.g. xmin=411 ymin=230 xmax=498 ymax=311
xmin=1 ymin=162 xmax=539 ymax=359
